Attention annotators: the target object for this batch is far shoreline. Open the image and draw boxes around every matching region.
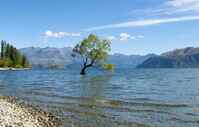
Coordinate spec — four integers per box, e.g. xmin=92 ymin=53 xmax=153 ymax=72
xmin=0 ymin=67 xmax=31 ymax=71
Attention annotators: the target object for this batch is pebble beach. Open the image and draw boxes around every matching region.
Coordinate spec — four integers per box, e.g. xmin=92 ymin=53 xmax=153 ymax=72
xmin=0 ymin=96 xmax=61 ymax=127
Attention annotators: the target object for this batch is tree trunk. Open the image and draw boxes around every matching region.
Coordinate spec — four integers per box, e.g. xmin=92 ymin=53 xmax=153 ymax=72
xmin=80 ymin=61 xmax=94 ymax=75
xmin=80 ymin=66 xmax=87 ymax=75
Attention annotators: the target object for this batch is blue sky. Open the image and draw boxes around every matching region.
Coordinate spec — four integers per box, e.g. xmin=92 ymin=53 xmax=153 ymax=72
xmin=0 ymin=0 xmax=199 ymax=55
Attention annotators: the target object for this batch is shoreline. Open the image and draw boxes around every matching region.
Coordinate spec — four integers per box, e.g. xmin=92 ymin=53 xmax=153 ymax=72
xmin=0 ymin=68 xmax=31 ymax=71
xmin=0 ymin=96 xmax=61 ymax=127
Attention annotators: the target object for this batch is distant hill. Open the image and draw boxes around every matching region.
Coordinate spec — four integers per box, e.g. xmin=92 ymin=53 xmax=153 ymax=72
xmin=107 ymin=53 xmax=156 ymax=68
xmin=20 ymin=47 xmax=73 ymax=68
xmin=20 ymin=47 xmax=154 ymax=69
xmin=137 ymin=47 xmax=199 ymax=68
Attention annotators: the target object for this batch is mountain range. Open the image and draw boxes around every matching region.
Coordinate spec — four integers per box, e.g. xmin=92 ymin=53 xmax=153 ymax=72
xmin=20 ymin=47 xmax=154 ymax=69
xmin=137 ymin=47 xmax=199 ymax=68
xmin=20 ymin=47 xmax=73 ymax=68
xmin=20 ymin=46 xmax=199 ymax=69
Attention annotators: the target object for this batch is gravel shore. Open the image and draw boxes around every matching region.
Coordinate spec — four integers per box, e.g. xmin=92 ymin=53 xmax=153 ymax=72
xmin=0 ymin=96 xmax=61 ymax=127
xmin=0 ymin=68 xmax=31 ymax=71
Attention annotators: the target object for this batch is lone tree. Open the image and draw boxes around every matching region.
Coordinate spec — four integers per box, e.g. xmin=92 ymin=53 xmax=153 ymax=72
xmin=72 ymin=34 xmax=113 ymax=75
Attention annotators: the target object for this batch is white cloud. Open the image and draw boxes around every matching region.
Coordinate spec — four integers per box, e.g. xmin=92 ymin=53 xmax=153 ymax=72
xmin=137 ymin=35 xmax=144 ymax=39
xmin=44 ymin=30 xmax=81 ymax=38
xmin=167 ymin=0 xmax=198 ymax=7
xmin=129 ymin=0 xmax=199 ymax=17
xmin=106 ymin=36 xmax=116 ymax=41
xmin=106 ymin=33 xmax=144 ymax=41
xmin=130 ymin=36 xmax=136 ymax=40
xmin=166 ymin=0 xmax=199 ymax=13
xmin=120 ymin=33 xmax=131 ymax=41
xmin=106 ymin=33 xmax=144 ymax=42
xmin=86 ymin=15 xmax=199 ymax=31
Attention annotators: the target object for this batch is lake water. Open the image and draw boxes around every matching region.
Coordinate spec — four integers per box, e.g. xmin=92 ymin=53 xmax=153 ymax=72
xmin=0 ymin=68 xmax=199 ymax=127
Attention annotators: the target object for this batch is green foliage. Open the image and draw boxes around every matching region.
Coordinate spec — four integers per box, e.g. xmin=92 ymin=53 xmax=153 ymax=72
xmin=0 ymin=59 xmax=4 ymax=67
xmin=3 ymin=58 xmax=13 ymax=67
xmin=22 ymin=55 xmax=30 ymax=67
xmin=102 ymin=64 xmax=115 ymax=71
xmin=15 ymin=64 xmax=23 ymax=68
xmin=73 ymin=34 xmax=113 ymax=75
xmin=0 ymin=41 xmax=30 ymax=68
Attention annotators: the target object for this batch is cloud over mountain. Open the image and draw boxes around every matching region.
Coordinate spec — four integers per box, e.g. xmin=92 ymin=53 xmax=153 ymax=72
xmin=44 ymin=30 xmax=81 ymax=39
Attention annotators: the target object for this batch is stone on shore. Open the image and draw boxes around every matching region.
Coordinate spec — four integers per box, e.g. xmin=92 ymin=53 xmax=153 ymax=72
xmin=0 ymin=96 xmax=61 ymax=127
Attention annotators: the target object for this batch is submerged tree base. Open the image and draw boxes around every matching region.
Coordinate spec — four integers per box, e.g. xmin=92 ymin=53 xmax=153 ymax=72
xmin=80 ymin=67 xmax=87 ymax=75
xmin=80 ymin=71 xmax=86 ymax=75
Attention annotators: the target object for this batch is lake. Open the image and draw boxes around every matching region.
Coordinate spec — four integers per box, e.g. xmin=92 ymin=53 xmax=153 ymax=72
xmin=0 ymin=68 xmax=199 ymax=127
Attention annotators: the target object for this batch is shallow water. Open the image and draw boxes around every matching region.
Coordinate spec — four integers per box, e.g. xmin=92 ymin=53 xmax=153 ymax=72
xmin=0 ymin=68 xmax=199 ymax=127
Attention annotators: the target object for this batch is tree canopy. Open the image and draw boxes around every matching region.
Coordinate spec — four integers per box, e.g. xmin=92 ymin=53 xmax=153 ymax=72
xmin=72 ymin=34 xmax=114 ymax=75
xmin=0 ymin=40 xmax=30 ymax=68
